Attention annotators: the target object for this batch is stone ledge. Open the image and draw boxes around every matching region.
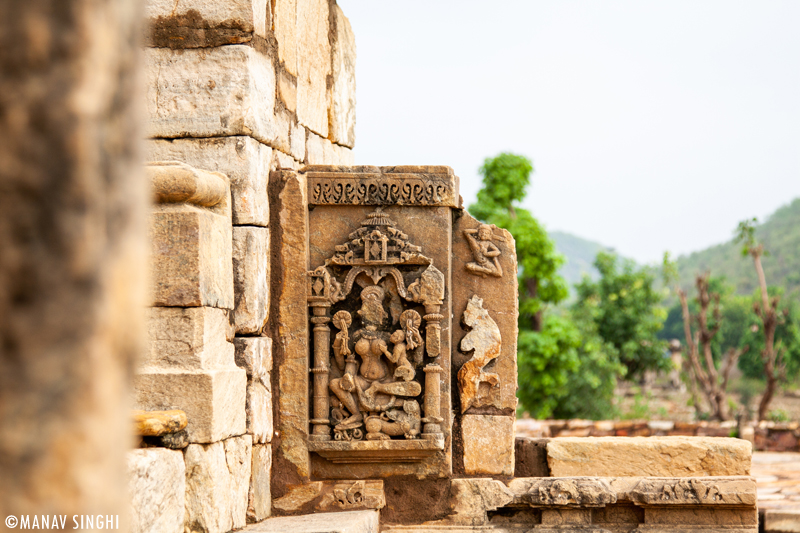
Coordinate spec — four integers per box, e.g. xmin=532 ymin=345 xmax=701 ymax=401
xmin=308 ymin=438 xmax=444 ymax=464
xmin=547 ymin=437 xmax=752 ymax=477
xmin=242 ymin=509 xmax=379 ymax=533
xmin=763 ymin=510 xmax=800 ymax=533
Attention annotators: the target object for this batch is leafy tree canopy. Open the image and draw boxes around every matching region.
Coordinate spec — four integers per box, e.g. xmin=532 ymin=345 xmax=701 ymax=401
xmin=574 ymin=251 xmax=669 ymax=379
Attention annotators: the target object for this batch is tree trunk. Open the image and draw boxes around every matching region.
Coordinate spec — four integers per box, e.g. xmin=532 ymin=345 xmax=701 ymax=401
xmin=751 ymin=250 xmax=780 ymax=421
xmin=0 ymin=0 xmax=145 ymax=520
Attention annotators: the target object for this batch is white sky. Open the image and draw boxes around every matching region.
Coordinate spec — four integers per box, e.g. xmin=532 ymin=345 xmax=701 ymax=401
xmin=336 ymin=1 xmax=800 ymax=264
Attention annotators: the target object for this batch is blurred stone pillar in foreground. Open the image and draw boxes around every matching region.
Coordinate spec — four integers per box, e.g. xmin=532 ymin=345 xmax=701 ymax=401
xmin=0 ymin=0 xmax=145 ymax=525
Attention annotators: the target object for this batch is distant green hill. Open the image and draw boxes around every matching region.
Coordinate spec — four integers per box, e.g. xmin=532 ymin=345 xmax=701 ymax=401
xmin=550 ymin=231 xmax=616 ymax=288
xmin=675 ymin=198 xmax=800 ymax=301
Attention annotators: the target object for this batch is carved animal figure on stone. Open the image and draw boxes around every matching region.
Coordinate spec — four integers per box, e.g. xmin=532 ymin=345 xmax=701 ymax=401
xmin=458 ymin=295 xmax=502 ymax=413
xmin=464 ymin=225 xmax=503 ymax=277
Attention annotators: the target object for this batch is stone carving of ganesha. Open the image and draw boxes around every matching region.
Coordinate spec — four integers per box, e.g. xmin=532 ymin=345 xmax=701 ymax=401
xmin=328 ymin=285 xmax=423 ymax=441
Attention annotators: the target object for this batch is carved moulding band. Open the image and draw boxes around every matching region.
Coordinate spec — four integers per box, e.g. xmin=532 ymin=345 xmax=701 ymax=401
xmin=308 ymin=176 xmax=456 ymax=207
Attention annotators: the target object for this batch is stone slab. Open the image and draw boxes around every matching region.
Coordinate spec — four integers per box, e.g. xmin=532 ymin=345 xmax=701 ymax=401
xmin=329 ymin=3 xmax=356 ymax=148
xmin=547 ymin=437 xmax=752 ymax=477
xmin=184 ymin=435 xmax=252 ymax=533
xmin=150 ymin=202 xmax=234 ymax=309
xmin=269 ymin=169 xmax=311 ymax=481
xmin=145 ymin=46 xmax=280 ymax=147
xmin=303 ymin=165 xmax=459 ymax=207
xmin=452 ymin=211 xmax=518 ymax=413
xmin=242 ymin=509 xmax=379 ymax=533
xmin=144 ymin=306 xmax=234 ymax=370
xmin=461 ymin=415 xmax=515 ymax=476
xmin=127 ymin=448 xmax=185 ymax=533
xmin=233 ymin=226 xmax=270 ymax=334
xmin=147 ymin=136 xmax=271 ymax=226
xmin=134 ymin=367 xmax=246 ymax=443
xmin=248 ymin=443 xmax=272 ymax=522
xmin=146 ymin=0 xmax=269 ymax=47
xmin=764 ymin=510 xmax=800 ymax=532
xmin=296 ymin=0 xmax=331 ymax=138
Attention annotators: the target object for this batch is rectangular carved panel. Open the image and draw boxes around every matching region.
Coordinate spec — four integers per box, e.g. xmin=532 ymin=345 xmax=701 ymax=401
xmin=305 ymin=165 xmax=460 ymax=207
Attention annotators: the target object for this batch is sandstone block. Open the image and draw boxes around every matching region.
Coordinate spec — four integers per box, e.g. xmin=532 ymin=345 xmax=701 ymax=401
xmin=233 ymin=226 xmax=270 ymax=334
xmin=247 ymin=379 xmax=273 ymax=444
xmin=150 ymin=202 xmax=233 ymax=309
xmin=329 ymin=4 xmax=356 ymax=148
xmin=445 ymin=479 xmax=513 ymax=526
xmin=274 ymin=149 xmax=300 ymax=170
xmin=146 ymin=0 xmax=270 ymax=47
xmin=547 ymin=437 xmax=752 ymax=477
xmin=273 ymin=0 xmax=297 ymax=76
xmin=146 ymin=46 xmax=279 ymax=147
xmin=127 ymin=448 xmax=185 ymax=533
xmin=145 ymin=306 xmax=234 ymax=370
xmin=234 ymin=336 xmax=273 ymax=380
xmin=272 ymin=482 xmax=323 ymax=513
xmin=147 ymin=137 xmax=271 ymax=226
xmin=291 ymin=122 xmax=306 ymax=161
xmin=133 ymin=409 xmax=188 ymax=437
xmin=462 ymin=415 xmax=515 ymax=476
xmin=248 ymin=443 xmax=272 ymax=522
xmin=269 ymin=170 xmax=310 ymax=479
xmin=764 ymin=510 xmax=800 ymax=533
xmin=305 ymin=132 xmax=325 ymax=164
xmin=134 ymin=368 xmax=246 ymax=443
xmin=184 ymin=435 xmax=252 ymax=533
xmin=242 ymin=510 xmax=379 ymax=533
xmin=278 ymin=70 xmax=297 ymax=112
xmin=296 ymin=0 xmax=331 ymax=137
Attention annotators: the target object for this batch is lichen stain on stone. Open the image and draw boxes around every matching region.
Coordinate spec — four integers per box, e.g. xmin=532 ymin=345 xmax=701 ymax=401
xmin=148 ymin=10 xmax=253 ymax=49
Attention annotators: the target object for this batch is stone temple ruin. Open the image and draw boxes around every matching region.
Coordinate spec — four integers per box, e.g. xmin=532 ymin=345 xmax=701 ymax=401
xmin=0 ymin=0 xmax=760 ymax=532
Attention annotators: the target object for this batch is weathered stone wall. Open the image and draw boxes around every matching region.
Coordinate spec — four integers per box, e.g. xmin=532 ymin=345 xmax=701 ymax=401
xmin=128 ymin=2 xmax=356 ymax=532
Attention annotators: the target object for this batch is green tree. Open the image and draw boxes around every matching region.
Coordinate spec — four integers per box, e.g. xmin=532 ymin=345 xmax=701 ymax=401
xmin=574 ymin=251 xmax=669 ymax=380
xmin=469 ymin=153 xmax=572 ymax=417
xmin=551 ymin=302 xmax=626 ymax=420
xmin=469 ymin=153 xmax=568 ymax=331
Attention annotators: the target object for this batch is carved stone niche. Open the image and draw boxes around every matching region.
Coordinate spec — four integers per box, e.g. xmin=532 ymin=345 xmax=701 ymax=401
xmin=306 ymin=207 xmax=447 ymax=462
xmin=268 ymin=165 xmax=459 ymax=481
xmin=271 ymin=165 xmax=518 ymax=487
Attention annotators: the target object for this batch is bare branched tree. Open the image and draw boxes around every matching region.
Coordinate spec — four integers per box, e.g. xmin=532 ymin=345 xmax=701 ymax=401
xmin=678 ymin=274 xmax=746 ymax=421
xmin=736 ymin=219 xmax=786 ymax=421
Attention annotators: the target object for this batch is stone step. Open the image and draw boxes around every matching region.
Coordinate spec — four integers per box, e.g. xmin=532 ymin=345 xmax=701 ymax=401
xmin=242 ymin=510 xmax=379 ymax=533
